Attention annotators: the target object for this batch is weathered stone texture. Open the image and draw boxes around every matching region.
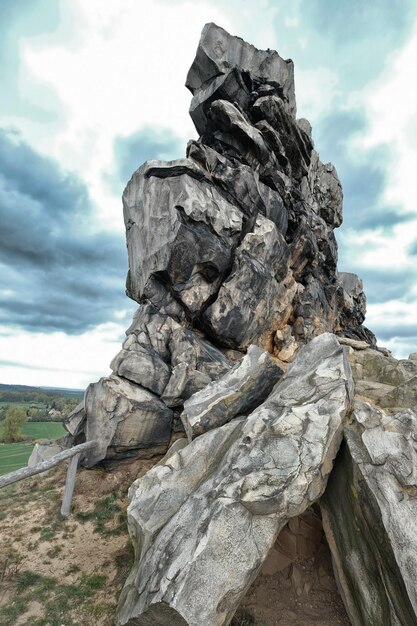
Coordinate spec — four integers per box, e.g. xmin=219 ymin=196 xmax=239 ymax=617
xmin=55 ymin=23 xmax=417 ymax=626
xmin=181 ymin=345 xmax=284 ymax=440
xmin=321 ymin=400 xmax=417 ymax=625
xmin=348 ymin=345 xmax=417 ymax=412
xmin=67 ymin=22 xmax=374 ymax=470
xmin=83 ymin=375 xmax=173 ymax=466
xmin=115 ymin=333 xmax=353 ymax=625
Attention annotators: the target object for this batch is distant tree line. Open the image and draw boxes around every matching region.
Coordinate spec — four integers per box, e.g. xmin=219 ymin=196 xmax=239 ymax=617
xmin=0 ymin=394 xmax=81 ymax=423
xmin=0 ymin=390 xmax=82 ymax=404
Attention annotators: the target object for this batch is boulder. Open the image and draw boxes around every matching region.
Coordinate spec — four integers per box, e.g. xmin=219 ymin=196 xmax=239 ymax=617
xmin=202 ymin=214 xmax=297 ymax=349
xmin=115 ymin=333 xmax=353 ymax=625
xmin=83 ymin=375 xmax=173 ymax=466
xmin=124 ymin=162 xmax=243 ymax=313
xmin=181 ymin=344 xmax=284 ymax=440
xmin=348 ymin=347 xmax=417 ymax=412
xmin=321 ymin=399 xmax=417 ymax=625
xmin=28 ymin=442 xmax=63 ymax=471
xmin=64 ymin=401 xmax=86 ymax=437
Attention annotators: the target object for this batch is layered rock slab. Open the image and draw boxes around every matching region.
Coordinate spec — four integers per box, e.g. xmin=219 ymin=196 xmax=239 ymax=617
xmin=181 ymin=344 xmax=284 ymax=440
xmin=115 ymin=333 xmax=353 ymax=625
xmin=348 ymin=345 xmax=417 ymax=412
xmin=186 ymin=22 xmax=296 ymax=120
xmin=321 ymin=400 xmax=417 ymax=625
xmin=83 ymin=375 xmax=173 ymax=467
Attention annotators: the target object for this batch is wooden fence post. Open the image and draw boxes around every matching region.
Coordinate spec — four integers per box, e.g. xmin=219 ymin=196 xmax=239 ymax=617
xmin=0 ymin=440 xmax=97 ymax=518
xmin=60 ymin=452 xmax=81 ymax=518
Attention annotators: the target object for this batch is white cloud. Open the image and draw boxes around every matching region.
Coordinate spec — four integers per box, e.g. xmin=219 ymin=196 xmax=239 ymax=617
xmin=12 ymin=1 xmax=231 ymax=230
xmin=365 ymin=298 xmax=417 ymax=358
xmin=358 ymin=23 xmax=417 ymax=216
xmin=339 ymin=222 xmax=417 ymax=272
xmin=0 ymin=318 xmax=134 ymax=389
xmin=295 ymin=65 xmax=339 ymax=123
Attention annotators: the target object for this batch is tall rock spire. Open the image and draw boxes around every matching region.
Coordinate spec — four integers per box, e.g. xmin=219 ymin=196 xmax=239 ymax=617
xmin=65 ymin=23 xmax=374 ymax=466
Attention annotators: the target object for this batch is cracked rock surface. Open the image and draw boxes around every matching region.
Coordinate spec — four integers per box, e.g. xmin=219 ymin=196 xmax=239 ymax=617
xmin=115 ymin=333 xmax=353 ymax=625
xmin=64 ymin=23 xmax=373 ymax=464
xmin=321 ymin=399 xmax=417 ymax=625
xmin=181 ymin=345 xmax=284 ymax=440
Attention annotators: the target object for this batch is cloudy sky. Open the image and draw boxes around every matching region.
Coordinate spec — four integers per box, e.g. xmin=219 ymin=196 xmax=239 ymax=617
xmin=1 ymin=0 xmax=417 ymax=389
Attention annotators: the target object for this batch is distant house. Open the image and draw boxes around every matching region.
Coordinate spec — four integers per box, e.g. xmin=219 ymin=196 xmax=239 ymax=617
xmin=48 ymin=409 xmax=62 ymax=418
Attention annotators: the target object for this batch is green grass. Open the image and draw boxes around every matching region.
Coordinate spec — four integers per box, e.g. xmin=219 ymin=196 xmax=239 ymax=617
xmin=0 ymin=569 xmax=107 ymax=626
xmin=75 ymin=493 xmax=127 ymax=536
xmin=0 ymin=422 xmax=65 ymax=476
xmin=0 ymin=442 xmax=34 ymax=475
xmin=21 ymin=422 xmax=65 ymax=440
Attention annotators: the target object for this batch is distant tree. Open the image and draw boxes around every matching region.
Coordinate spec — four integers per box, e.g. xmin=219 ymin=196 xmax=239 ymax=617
xmin=1 ymin=406 xmax=27 ymax=442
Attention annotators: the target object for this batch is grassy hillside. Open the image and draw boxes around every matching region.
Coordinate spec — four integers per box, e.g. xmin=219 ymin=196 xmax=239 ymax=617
xmin=0 ymin=443 xmax=34 ymax=475
xmin=0 ymin=422 xmax=66 ymax=477
xmin=0 ymin=459 xmax=155 ymax=625
xmin=21 ymin=422 xmax=66 ymax=440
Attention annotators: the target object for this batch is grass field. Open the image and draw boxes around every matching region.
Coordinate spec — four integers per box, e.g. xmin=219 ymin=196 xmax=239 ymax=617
xmin=21 ymin=421 xmax=66 ymax=439
xmin=0 ymin=422 xmax=66 ymax=476
xmin=0 ymin=442 xmax=34 ymax=475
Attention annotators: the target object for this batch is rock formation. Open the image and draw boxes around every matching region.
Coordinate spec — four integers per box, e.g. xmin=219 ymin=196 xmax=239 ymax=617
xmin=65 ymin=22 xmax=374 ymax=466
xmin=63 ymin=22 xmax=417 ymax=626
xmin=321 ymin=350 xmax=417 ymax=626
xmin=115 ymin=333 xmax=353 ymax=625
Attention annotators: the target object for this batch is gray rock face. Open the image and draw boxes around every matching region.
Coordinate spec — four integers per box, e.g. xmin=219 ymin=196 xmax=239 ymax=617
xmin=181 ymin=345 xmax=284 ymax=440
xmin=67 ymin=23 xmax=374 ymax=464
xmin=83 ymin=375 xmax=173 ymax=466
xmin=55 ymin=23 xmax=417 ymax=626
xmin=348 ymin=345 xmax=417 ymax=412
xmin=28 ymin=442 xmax=63 ymax=470
xmin=124 ymin=161 xmax=243 ymax=313
xmin=115 ymin=333 xmax=353 ymax=625
xmin=186 ymin=23 xmax=296 ymax=119
xmin=321 ymin=399 xmax=417 ymax=625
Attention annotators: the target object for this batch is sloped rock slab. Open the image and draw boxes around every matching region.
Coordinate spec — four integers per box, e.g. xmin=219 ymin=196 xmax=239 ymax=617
xmin=28 ymin=442 xmax=63 ymax=475
xmin=349 ymin=347 xmax=417 ymax=411
xmin=115 ymin=333 xmax=353 ymax=625
xmin=181 ymin=344 xmax=284 ymax=440
xmin=321 ymin=399 xmax=417 ymax=625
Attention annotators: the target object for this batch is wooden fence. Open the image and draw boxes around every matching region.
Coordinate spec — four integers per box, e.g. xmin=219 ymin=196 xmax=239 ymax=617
xmin=0 ymin=440 xmax=96 ymax=517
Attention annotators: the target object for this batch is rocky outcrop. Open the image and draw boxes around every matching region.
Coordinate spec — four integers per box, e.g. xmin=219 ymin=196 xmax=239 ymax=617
xmin=57 ymin=22 xmax=417 ymax=626
xmin=181 ymin=345 xmax=284 ymax=440
xmin=321 ymin=399 xmax=417 ymax=625
xmin=28 ymin=442 xmax=63 ymax=469
xmin=348 ymin=345 xmax=417 ymax=412
xmin=65 ymin=22 xmax=374 ymax=464
xmin=115 ymin=333 xmax=353 ymax=625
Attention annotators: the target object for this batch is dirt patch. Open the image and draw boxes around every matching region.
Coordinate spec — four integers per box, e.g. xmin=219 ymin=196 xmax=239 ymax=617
xmin=0 ymin=458 xmax=350 ymax=626
xmin=237 ymin=555 xmax=350 ymax=626
xmin=0 ymin=456 xmax=162 ymax=626
xmin=236 ymin=509 xmax=350 ymax=626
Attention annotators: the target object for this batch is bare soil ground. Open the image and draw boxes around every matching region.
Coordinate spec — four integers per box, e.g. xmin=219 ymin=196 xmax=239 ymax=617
xmin=0 ymin=457 xmax=350 ymax=626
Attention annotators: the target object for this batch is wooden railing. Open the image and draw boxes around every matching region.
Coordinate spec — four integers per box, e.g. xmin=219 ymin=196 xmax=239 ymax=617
xmin=0 ymin=440 xmax=96 ymax=517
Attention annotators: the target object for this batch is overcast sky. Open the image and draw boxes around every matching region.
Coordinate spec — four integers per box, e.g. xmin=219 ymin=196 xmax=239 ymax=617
xmin=1 ymin=0 xmax=417 ymax=389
